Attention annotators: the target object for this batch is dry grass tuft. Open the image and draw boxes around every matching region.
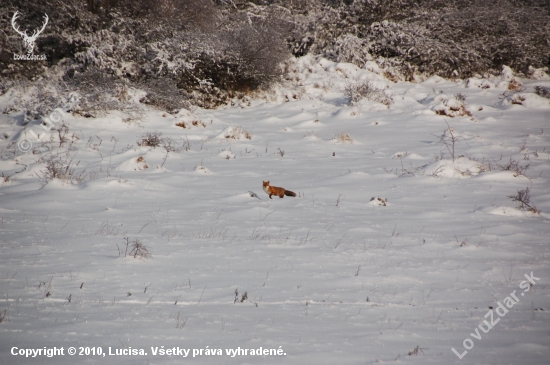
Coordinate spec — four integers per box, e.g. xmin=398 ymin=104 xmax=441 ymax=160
xmin=334 ymin=132 xmax=354 ymax=144
xmin=176 ymin=120 xmax=206 ymax=128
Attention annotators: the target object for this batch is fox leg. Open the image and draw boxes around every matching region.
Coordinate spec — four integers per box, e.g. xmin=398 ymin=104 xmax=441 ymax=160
xmin=269 ymin=194 xmax=273 ymax=199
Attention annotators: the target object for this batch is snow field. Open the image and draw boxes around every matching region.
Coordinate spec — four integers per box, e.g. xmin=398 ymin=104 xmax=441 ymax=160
xmin=0 ymin=56 xmax=549 ymax=364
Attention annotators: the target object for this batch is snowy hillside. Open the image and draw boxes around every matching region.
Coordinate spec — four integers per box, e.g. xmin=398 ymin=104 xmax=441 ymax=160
xmin=1 ymin=56 xmax=549 ymax=364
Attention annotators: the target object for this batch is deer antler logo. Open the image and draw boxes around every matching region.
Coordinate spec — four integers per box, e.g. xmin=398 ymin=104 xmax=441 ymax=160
xmin=11 ymin=11 xmax=49 ymax=55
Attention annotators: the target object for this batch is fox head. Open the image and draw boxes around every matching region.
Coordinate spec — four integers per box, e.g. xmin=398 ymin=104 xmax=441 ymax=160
xmin=263 ymin=181 xmax=269 ymax=187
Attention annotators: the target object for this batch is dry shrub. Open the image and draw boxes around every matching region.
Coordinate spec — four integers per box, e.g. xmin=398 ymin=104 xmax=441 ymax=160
xmin=497 ymin=157 xmax=529 ymax=177
xmin=121 ymin=237 xmax=151 ymax=259
xmin=334 ymin=132 xmax=353 ymax=144
xmin=225 ymin=126 xmax=251 ymax=140
xmin=176 ymin=120 xmax=205 ymax=128
xmin=136 ymin=156 xmax=148 ymax=170
xmin=508 ymin=187 xmax=539 ymax=213
xmin=40 ymin=152 xmax=84 ymax=184
xmin=435 ymin=105 xmax=472 ymax=118
xmin=129 ymin=239 xmax=151 ymax=259
xmin=137 ymin=131 xmax=181 ymax=152
xmin=138 ymin=132 xmax=163 ymax=148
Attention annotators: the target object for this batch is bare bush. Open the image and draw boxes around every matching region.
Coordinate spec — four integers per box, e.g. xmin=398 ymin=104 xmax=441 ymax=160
xmin=497 ymin=157 xmax=529 ymax=177
xmin=408 ymin=345 xmax=425 ymax=356
xmin=508 ymin=187 xmax=539 ymax=213
xmin=129 ymin=239 xmax=151 ymax=259
xmin=119 ymin=237 xmax=151 ymax=259
xmin=137 ymin=131 xmax=181 ymax=153
xmin=40 ymin=150 xmax=85 ymax=184
xmin=433 ymin=122 xmax=461 ymax=162
xmin=160 ymin=137 xmax=181 ymax=153
xmin=138 ymin=132 xmax=164 ymax=148
xmin=233 ymin=289 xmax=248 ymax=304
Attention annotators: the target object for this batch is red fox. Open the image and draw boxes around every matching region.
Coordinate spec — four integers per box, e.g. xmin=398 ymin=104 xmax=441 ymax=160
xmin=262 ymin=181 xmax=296 ymax=199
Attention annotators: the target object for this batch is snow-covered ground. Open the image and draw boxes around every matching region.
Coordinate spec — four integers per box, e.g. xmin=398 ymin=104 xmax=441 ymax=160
xmin=1 ymin=56 xmax=549 ymax=364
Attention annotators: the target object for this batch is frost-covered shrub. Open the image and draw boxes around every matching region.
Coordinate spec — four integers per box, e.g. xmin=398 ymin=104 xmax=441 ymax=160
xmin=139 ymin=78 xmax=190 ymax=113
xmin=344 ymin=80 xmax=392 ymax=105
xmin=178 ymin=10 xmax=291 ymax=107
xmin=2 ymin=0 xmax=290 ymax=109
xmin=64 ymin=68 xmax=128 ymax=117
xmin=6 ymin=80 xmax=62 ymax=121
xmin=433 ymin=95 xmax=472 ymax=118
xmin=3 ymin=0 xmax=547 ymax=111
xmin=332 ymin=35 xmax=371 ymax=67
xmin=287 ymin=0 xmax=550 ymax=78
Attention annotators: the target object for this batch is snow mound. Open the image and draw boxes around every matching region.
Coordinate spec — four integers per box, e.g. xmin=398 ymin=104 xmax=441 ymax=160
xmin=421 ymin=157 xmax=485 ymax=178
xmin=303 ymin=132 xmax=320 ymax=141
xmin=175 ymin=120 xmax=206 ymax=129
xmin=473 ymin=171 xmax=528 ymax=182
xmin=219 ymin=150 xmax=235 ymax=159
xmin=497 ymin=93 xmax=550 ymax=109
xmin=106 ymin=178 xmax=134 ymax=188
xmin=194 ymin=165 xmax=212 ymax=174
xmin=216 ymin=126 xmax=252 ymax=140
xmin=501 ymin=65 xmax=514 ymax=81
xmin=486 ymin=206 xmax=539 ymax=218
xmin=333 ymin=132 xmax=355 ymax=144
xmin=392 ymin=151 xmax=408 ymax=158
xmin=528 ymin=66 xmax=550 ymax=80
xmin=431 ymin=94 xmax=472 ymax=117
xmin=465 ymin=78 xmax=495 ymax=89
xmin=116 ymin=156 xmax=149 ymax=171
xmin=369 ymin=197 xmax=388 ymax=206
xmin=248 ymin=190 xmax=261 ymax=199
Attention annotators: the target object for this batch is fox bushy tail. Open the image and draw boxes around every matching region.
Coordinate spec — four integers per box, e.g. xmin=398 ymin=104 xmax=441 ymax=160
xmin=285 ymin=190 xmax=296 ymax=197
